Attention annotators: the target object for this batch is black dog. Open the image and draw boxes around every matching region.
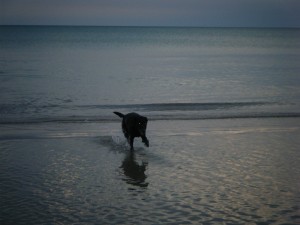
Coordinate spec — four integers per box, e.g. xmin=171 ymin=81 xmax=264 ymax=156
xmin=113 ymin=112 xmax=149 ymax=150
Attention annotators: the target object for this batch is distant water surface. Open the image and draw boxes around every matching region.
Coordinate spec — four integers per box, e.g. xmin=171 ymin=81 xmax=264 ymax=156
xmin=1 ymin=26 xmax=300 ymax=122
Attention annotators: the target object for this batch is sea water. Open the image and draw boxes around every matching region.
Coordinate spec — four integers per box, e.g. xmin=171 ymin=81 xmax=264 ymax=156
xmin=1 ymin=26 xmax=300 ymax=122
xmin=0 ymin=26 xmax=300 ymax=224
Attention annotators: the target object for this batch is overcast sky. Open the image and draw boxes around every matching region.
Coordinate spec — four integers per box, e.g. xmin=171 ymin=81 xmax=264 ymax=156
xmin=1 ymin=0 xmax=300 ymax=27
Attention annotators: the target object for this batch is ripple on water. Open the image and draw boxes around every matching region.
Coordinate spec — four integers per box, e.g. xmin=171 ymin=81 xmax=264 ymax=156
xmin=1 ymin=120 xmax=300 ymax=224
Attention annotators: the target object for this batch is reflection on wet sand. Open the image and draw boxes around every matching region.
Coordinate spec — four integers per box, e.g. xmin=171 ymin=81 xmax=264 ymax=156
xmin=120 ymin=150 xmax=148 ymax=188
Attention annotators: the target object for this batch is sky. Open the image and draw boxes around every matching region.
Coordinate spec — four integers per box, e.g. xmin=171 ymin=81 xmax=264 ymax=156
xmin=1 ymin=0 xmax=300 ymax=27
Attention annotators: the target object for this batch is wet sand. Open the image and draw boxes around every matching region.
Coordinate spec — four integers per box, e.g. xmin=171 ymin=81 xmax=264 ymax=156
xmin=1 ymin=118 xmax=300 ymax=224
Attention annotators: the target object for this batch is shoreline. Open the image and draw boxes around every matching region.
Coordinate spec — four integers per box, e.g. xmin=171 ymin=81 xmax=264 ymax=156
xmin=1 ymin=117 xmax=299 ymax=141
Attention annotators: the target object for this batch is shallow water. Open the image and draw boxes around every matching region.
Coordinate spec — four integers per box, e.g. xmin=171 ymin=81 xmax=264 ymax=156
xmin=1 ymin=118 xmax=299 ymax=224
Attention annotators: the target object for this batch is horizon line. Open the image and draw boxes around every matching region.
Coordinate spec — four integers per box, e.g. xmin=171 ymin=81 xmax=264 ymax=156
xmin=1 ymin=24 xmax=300 ymax=29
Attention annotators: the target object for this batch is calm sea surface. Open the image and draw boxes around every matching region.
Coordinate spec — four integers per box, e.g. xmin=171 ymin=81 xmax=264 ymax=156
xmin=1 ymin=26 xmax=300 ymax=122
xmin=0 ymin=26 xmax=300 ymax=224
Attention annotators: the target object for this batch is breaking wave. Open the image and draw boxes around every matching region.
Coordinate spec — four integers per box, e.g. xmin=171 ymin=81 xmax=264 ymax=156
xmin=0 ymin=101 xmax=299 ymax=124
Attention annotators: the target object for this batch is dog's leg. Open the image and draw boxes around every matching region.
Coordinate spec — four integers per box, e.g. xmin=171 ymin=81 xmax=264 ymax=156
xmin=141 ymin=136 xmax=149 ymax=147
xmin=123 ymin=130 xmax=129 ymax=140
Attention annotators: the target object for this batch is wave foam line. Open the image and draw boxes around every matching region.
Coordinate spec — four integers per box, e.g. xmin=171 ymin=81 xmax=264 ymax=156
xmin=0 ymin=112 xmax=300 ymax=124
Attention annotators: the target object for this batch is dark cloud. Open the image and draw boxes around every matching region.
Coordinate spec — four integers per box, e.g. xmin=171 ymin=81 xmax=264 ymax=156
xmin=1 ymin=0 xmax=300 ymax=27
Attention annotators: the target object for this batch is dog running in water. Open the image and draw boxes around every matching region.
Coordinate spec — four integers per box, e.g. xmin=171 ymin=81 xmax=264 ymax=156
xmin=113 ymin=112 xmax=149 ymax=150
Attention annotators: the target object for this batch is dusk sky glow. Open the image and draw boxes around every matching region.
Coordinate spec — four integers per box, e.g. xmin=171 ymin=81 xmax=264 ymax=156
xmin=1 ymin=0 xmax=300 ymax=27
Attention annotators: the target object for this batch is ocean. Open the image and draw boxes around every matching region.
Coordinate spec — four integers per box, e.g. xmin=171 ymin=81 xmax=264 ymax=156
xmin=1 ymin=26 xmax=300 ymax=224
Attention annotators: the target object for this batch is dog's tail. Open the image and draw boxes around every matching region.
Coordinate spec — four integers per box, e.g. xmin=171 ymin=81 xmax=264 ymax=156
xmin=113 ymin=111 xmax=124 ymax=118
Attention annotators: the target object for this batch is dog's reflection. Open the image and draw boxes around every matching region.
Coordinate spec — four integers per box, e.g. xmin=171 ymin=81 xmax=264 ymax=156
xmin=120 ymin=150 xmax=148 ymax=188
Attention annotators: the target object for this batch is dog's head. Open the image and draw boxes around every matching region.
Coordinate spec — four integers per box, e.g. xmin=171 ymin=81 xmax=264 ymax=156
xmin=137 ymin=116 xmax=148 ymax=137
xmin=139 ymin=117 xmax=149 ymax=147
